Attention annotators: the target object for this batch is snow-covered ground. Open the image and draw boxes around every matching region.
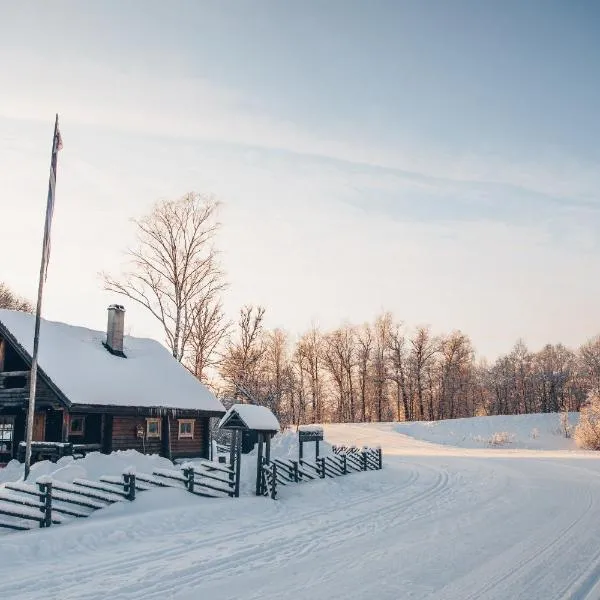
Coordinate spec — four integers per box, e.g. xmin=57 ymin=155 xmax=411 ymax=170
xmin=395 ymin=411 xmax=579 ymax=450
xmin=2 ymin=414 xmax=600 ymax=600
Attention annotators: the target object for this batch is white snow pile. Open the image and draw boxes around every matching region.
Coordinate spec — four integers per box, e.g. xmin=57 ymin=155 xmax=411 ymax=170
xmin=0 ymin=450 xmax=174 ymax=487
xmin=395 ymin=412 xmax=580 ymax=450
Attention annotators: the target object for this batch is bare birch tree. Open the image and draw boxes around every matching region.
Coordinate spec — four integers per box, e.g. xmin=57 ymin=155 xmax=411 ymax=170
xmin=220 ymin=305 xmax=267 ymax=402
xmin=103 ymin=192 xmax=224 ymax=362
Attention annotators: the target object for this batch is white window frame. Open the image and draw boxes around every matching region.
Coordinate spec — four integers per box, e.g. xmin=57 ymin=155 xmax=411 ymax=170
xmin=178 ymin=419 xmax=194 ymax=440
xmin=146 ymin=418 xmax=162 ymax=439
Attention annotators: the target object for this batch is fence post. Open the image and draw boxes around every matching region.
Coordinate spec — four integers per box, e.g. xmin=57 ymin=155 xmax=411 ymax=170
xmin=342 ymin=454 xmax=347 ymax=475
xmin=319 ymin=456 xmax=326 ymax=479
xmin=123 ymin=472 xmax=136 ymax=501
xmin=260 ymin=458 xmax=267 ymax=496
xmin=362 ymin=449 xmax=368 ymax=471
xmin=234 ymin=433 xmax=242 ymax=499
xmin=37 ymin=480 xmax=53 ymax=528
xmin=378 ymin=447 xmax=383 ymax=470
xmin=292 ymin=460 xmax=299 ymax=483
xmin=182 ymin=466 xmax=195 ymax=493
xmin=271 ymin=463 xmax=277 ymax=499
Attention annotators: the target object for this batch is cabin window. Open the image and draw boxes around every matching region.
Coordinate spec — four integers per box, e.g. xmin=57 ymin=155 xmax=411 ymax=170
xmin=69 ymin=416 xmax=85 ymax=436
xmin=178 ymin=419 xmax=194 ymax=440
xmin=0 ymin=416 xmax=14 ymax=455
xmin=146 ymin=418 xmax=161 ymax=439
xmin=0 ymin=417 xmax=14 ymax=442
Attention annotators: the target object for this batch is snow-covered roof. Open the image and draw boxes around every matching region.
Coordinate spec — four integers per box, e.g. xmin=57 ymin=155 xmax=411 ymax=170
xmin=218 ymin=404 xmax=280 ymax=432
xmin=0 ymin=309 xmax=225 ymax=413
xmin=298 ymin=425 xmax=324 ymax=433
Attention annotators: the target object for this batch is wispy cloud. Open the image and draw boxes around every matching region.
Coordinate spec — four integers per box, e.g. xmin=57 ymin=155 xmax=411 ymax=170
xmin=2 ymin=52 xmax=599 ymax=209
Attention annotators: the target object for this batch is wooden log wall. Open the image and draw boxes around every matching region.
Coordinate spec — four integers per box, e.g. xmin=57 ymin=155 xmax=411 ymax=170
xmin=111 ymin=416 xmax=163 ymax=455
xmin=168 ymin=417 xmax=208 ymax=458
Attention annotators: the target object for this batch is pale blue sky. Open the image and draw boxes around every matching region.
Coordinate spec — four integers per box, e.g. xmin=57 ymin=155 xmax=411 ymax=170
xmin=1 ymin=1 xmax=599 ymax=358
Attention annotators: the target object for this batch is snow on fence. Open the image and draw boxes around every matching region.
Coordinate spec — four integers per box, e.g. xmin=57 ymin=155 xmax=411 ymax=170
xmin=259 ymin=446 xmax=383 ymax=499
xmin=0 ymin=460 xmax=238 ymax=534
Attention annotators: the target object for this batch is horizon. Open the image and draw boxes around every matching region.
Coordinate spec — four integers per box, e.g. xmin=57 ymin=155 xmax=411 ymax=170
xmin=2 ymin=1 xmax=600 ymax=361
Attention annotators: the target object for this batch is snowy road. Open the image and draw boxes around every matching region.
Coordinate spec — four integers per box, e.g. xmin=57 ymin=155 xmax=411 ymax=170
xmin=2 ymin=423 xmax=600 ymax=599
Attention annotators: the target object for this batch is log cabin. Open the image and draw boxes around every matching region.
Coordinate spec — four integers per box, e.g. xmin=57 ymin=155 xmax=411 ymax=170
xmin=0 ymin=305 xmax=225 ymax=466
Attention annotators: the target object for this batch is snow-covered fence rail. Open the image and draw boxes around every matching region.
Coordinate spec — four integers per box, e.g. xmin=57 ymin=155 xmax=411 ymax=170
xmin=0 ymin=474 xmax=128 ymax=532
xmin=0 ymin=459 xmax=240 ymax=534
xmin=260 ymin=447 xmax=383 ymax=499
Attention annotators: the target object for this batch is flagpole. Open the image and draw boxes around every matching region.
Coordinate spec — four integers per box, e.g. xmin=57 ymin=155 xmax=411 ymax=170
xmin=24 ymin=114 xmax=60 ymax=480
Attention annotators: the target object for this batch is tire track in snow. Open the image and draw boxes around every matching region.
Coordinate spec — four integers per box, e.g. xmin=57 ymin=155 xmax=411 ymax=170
xmin=0 ymin=465 xmax=430 ymax=600
xmin=116 ymin=465 xmax=452 ymax=600
xmin=430 ymin=481 xmax=596 ymax=600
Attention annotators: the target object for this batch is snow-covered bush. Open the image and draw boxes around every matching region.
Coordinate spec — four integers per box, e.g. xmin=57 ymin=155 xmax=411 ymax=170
xmin=488 ymin=432 xmax=514 ymax=446
xmin=530 ymin=428 xmax=539 ymax=440
xmin=574 ymin=391 xmax=600 ymax=450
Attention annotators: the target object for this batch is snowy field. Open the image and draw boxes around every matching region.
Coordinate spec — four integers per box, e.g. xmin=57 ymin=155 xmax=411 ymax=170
xmin=2 ymin=414 xmax=600 ymax=599
xmin=395 ymin=411 xmax=580 ymax=450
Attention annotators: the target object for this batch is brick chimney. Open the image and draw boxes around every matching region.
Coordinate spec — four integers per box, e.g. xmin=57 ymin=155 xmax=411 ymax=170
xmin=104 ymin=304 xmax=126 ymax=357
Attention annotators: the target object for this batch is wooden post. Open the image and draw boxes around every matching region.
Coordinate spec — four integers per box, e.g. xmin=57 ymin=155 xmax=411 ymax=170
xmin=38 ymin=480 xmax=53 ymax=528
xmin=234 ymin=433 xmax=242 ymax=498
xmin=342 ymin=454 xmax=347 ymax=475
xmin=315 ymin=440 xmax=320 ymax=460
xmin=299 ymin=439 xmax=303 ymax=461
xmin=229 ymin=430 xmax=237 ymax=468
xmin=123 ymin=472 xmax=136 ymax=501
xmin=62 ymin=411 xmax=70 ymax=443
xmin=265 ymin=434 xmax=271 ymax=465
xmin=165 ymin=414 xmax=172 ymax=461
xmin=183 ymin=466 xmax=194 ymax=494
xmin=229 ymin=430 xmax=237 ymax=493
xmin=378 ymin=448 xmax=383 ymax=470
xmin=362 ymin=449 xmax=368 ymax=471
xmin=292 ymin=460 xmax=299 ymax=483
xmin=319 ymin=456 xmax=326 ymax=479
xmin=0 ymin=338 xmax=5 ymax=372
xmin=100 ymin=413 xmax=106 ymax=452
xmin=271 ymin=463 xmax=277 ymax=499
xmin=255 ymin=433 xmax=264 ymax=496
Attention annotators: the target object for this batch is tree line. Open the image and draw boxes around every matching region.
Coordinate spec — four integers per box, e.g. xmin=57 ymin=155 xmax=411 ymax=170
xmin=217 ymin=305 xmax=598 ymax=426
xmin=4 ymin=192 xmax=598 ymax=425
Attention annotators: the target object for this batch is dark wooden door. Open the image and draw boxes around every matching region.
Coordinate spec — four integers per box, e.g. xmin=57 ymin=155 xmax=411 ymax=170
xmin=33 ymin=413 xmax=46 ymax=441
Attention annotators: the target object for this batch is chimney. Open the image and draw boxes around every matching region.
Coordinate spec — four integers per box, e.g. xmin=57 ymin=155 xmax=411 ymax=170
xmin=104 ymin=304 xmax=126 ymax=357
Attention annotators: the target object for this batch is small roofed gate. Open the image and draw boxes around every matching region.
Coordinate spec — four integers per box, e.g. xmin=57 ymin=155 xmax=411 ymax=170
xmin=218 ymin=404 xmax=280 ymax=498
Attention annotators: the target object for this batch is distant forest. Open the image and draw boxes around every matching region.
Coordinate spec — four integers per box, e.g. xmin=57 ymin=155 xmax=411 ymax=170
xmin=6 ymin=193 xmax=598 ymax=426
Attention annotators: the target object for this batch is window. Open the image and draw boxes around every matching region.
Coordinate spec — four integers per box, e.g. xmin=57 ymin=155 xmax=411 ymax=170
xmin=69 ymin=416 xmax=85 ymax=436
xmin=178 ymin=419 xmax=194 ymax=440
xmin=0 ymin=417 xmax=14 ymax=442
xmin=146 ymin=418 xmax=161 ymax=439
xmin=0 ymin=417 xmax=13 ymax=455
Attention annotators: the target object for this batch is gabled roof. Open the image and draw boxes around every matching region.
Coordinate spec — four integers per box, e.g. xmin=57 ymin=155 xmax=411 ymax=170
xmin=0 ymin=309 xmax=225 ymax=414
xmin=219 ymin=404 xmax=280 ymax=432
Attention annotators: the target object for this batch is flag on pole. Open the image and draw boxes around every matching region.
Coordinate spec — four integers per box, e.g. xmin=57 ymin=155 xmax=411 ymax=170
xmin=24 ymin=115 xmax=63 ymax=480
xmin=43 ymin=117 xmax=62 ymax=281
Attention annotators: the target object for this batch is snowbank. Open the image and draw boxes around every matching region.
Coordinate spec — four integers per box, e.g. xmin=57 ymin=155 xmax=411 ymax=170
xmin=0 ymin=450 xmax=174 ymax=487
xmin=395 ymin=412 xmax=580 ymax=450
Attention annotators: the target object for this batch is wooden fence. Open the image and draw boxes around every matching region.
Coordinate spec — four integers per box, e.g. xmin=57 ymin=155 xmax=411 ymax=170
xmin=259 ymin=447 xmax=383 ymax=499
xmin=0 ymin=459 xmax=238 ymax=534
